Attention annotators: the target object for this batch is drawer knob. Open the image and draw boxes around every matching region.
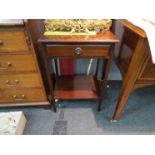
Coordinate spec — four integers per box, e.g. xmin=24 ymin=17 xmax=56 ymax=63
xmin=0 ymin=62 xmax=12 ymax=70
xmin=6 ymin=80 xmax=20 ymax=86
xmin=0 ymin=39 xmax=3 ymax=45
xmin=13 ymin=94 xmax=26 ymax=101
xmin=74 ymin=47 xmax=82 ymax=55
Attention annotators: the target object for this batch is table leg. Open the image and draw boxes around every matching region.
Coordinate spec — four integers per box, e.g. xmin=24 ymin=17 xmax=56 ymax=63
xmin=54 ymin=58 xmax=59 ymax=76
xmin=41 ymin=46 xmax=57 ymax=112
xmin=95 ymin=59 xmax=100 ymax=78
xmin=112 ymin=38 xmax=147 ymax=121
xmin=112 ymin=80 xmax=133 ymax=121
xmin=97 ymin=45 xmax=114 ymax=111
xmin=48 ymin=95 xmax=57 ymax=112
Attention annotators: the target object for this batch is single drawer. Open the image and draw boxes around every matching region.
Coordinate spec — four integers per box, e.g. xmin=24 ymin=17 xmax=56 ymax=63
xmin=0 ymin=73 xmax=42 ymax=89
xmin=0 ymin=30 xmax=29 ymax=53
xmin=0 ymin=54 xmax=37 ymax=73
xmin=46 ymin=45 xmax=110 ymax=58
xmin=0 ymin=88 xmax=46 ymax=103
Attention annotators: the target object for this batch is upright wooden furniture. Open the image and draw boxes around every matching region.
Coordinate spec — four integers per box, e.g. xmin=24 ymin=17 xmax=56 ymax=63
xmin=0 ymin=20 xmax=48 ymax=107
xmin=112 ymin=19 xmax=155 ymax=121
xmin=38 ymin=31 xmax=118 ymax=111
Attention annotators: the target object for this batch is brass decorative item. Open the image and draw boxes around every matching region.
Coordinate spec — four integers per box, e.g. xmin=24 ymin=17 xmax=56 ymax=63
xmin=0 ymin=62 xmax=12 ymax=70
xmin=44 ymin=19 xmax=112 ymax=34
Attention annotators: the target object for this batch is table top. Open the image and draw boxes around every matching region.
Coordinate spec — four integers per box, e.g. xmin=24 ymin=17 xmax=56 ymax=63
xmin=38 ymin=31 xmax=119 ymax=44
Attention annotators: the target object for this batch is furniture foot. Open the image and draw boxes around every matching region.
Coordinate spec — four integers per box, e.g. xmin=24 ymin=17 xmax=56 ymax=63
xmin=55 ymin=99 xmax=59 ymax=102
xmin=110 ymin=119 xmax=118 ymax=123
xmin=48 ymin=95 xmax=57 ymax=112
xmin=52 ymin=100 xmax=57 ymax=112
xmin=97 ymin=99 xmax=102 ymax=112
xmin=112 ymin=86 xmax=132 ymax=120
xmin=52 ymin=104 xmax=57 ymax=112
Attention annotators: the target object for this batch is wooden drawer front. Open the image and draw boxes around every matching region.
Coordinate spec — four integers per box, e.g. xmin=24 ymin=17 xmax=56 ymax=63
xmin=0 ymin=30 xmax=29 ymax=53
xmin=0 ymin=73 xmax=42 ymax=89
xmin=0 ymin=89 xmax=46 ymax=103
xmin=0 ymin=54 xmax=37 ymax=73
xmin=46 ymin=45 xmax=110 ymax=58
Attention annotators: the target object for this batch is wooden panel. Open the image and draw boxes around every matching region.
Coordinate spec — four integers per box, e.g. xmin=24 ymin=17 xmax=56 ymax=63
xmin=137 ymin=40 xmax=155 ymax=81
xmin=139 ymin=56 xmax=155 ymax=80
xmin=0 ymin=102 xmax=49 ymax=107
xmin=120 ymin=19 xmax=146 ymax=38
xmin=54 ymin=75 xmax=99 ymax=99
xmin=0 ymin=88 xmax=46 ymax=103
xmin=123 ymin=29 xmax=139 ymax=51
xmin=0 ymin=54 xmax=37 ymax=73
xmin=0 ymin=73 xmax=42 ymax=89
xmin=117 ymin=28 xmax=140 ymax=77
xmin=27 ymin=20 xmax=49 ymax=95
xmin=46 ymin=45 xmax=110 ymax=58
xmin=117 ymin=44 xmax=134 ymax=76
xmin=0 ymin=30 xmax=29 ymax=53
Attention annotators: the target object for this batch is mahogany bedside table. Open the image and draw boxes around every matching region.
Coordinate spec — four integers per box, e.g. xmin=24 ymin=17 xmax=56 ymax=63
xmin=38 ymin=31 xmax=119 ymax=112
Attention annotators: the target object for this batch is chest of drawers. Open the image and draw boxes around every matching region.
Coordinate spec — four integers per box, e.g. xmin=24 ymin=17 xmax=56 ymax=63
xmin=0 ymin=20 xmax=48 ymax=107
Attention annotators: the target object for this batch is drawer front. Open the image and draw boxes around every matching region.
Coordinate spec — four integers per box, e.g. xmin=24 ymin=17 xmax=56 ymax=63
xmin=0 ymin=73 xmax=42 ymax=89
xmin=0 ymin=88 xmax=46 ymax=103
xmin=0 ymin=54 xmax=37 ymax=73
xmin=0 ymin=30 xmax=29 ymax=53
xmin=46 ymin=45 xmax=110 ymax=58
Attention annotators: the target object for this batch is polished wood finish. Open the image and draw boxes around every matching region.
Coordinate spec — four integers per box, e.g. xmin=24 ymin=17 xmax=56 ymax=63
xmin=0 ymin=30 xmax=29 ymax=53
xmin=0 ymin=54 xmax=37 ymax=73
xmin=27 ymin=20 xmax=50 ymax=95
xmin=39 ymin=31 xmax=118 ymax=43
xmin=39 ymin=31 xmax=118 ymax=111
xmin=0 ymin=20 xmax=48 ymax=107
xmin=112 ymin=19 xmax=154 ymax=120
xmin=46 ymin=45 xmax=110 ymax=58
xmin=0 ymin=88 xmax=46 ymax=103
xmin=0 ymin=73 xmax=42 ymax=89
xmin=54 ymin=75 xmax=99 ymax=99
xmin=119 ymin=19 xmax=146 ymax=38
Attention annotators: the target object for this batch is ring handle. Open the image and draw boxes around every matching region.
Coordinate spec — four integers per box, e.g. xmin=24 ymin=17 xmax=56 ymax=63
xmin=74 ymin=47 xmax=82 ymax=55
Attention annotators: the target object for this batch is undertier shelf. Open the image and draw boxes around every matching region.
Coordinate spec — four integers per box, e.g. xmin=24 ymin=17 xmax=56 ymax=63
xmin=53 ymin=75 xmax=99 ymax=99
